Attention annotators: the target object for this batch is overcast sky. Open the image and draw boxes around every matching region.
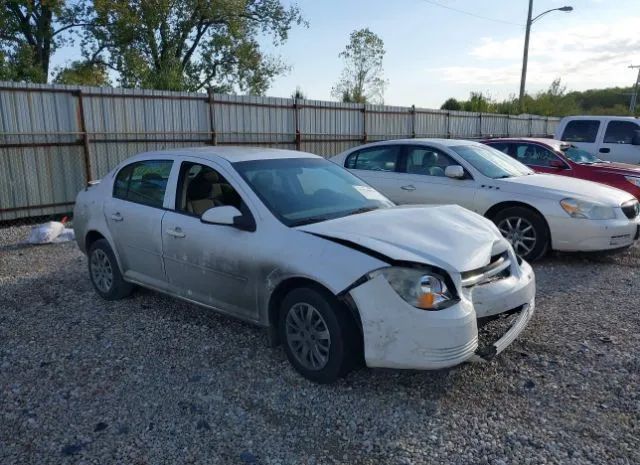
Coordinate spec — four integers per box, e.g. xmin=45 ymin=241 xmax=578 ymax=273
xmin=52 ymin=0 xmax=640 ymax=108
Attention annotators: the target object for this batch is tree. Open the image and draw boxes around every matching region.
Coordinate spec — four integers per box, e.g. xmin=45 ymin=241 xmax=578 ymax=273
xmin=440 ymin=98 xmax=462 ymax=111
xmin=0 ymin=1 xmax=82 ymax=82
xmin=331 ymin=28 xmax=387 ymax=104
xmin=53 ymin=60 xmax=110 ymax=86
xmin=76 ymin=0 xmax=305 ymax=93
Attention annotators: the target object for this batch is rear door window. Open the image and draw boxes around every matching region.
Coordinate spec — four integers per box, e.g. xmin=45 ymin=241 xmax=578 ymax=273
xmin=512 ymin=143 xmax=559 ymax=167
xmin=113 ymin=160 xmax=173 ymax=208
xmin=345 ymin=146 xmax=400 ymax=172
xmin=603 ymin=121 xmax=640 ymax=144
xmin=561 ymin=120 xmax=600 ymax=143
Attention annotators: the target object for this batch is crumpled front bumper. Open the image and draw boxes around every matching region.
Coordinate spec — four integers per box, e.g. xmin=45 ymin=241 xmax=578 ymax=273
xmin=348 ymin=261 xmax=535 ymax=370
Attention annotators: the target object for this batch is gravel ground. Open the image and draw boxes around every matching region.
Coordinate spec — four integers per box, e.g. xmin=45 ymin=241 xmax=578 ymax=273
xmin=1 ymin=225 xmax=638 ymax=465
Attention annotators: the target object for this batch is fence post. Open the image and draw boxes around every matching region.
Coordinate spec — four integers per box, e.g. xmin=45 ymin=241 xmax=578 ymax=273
xmin=207 ymin=89 xmax=217 ymax=145
xmin=446 ymin=111 xmax=451 ymax=138
xmin=478 ymin=112 xmax=483 ymax=139
xmin=75 ymin=90 xmax=92 ymax=183
xmin=529 ymin=116 xmax=533 ymax=136
xmin=294 ymin=99 xmax=301 ymax=150
xmin=410 ymin=105 xmax=416 ymax=138
xmin=362 ymin=104 xmax=368 ymax=143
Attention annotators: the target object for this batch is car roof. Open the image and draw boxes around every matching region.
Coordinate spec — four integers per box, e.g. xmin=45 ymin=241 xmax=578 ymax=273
xmin=344 ymin=138 xmax=485 ymax=152
xmin=560 ymin=115 xmax=640 ymax=121
xmin=127 ymin=146 xmax=321 ymax=163
xmin=484 ymin=137 xmax=567 ymax=151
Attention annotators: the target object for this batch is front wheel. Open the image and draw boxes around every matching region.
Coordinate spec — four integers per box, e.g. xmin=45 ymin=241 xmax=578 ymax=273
xmin=493 ymin=206 xmax=549 ymax=262
xmin=279 ymin=287 xmax=359 ymax=384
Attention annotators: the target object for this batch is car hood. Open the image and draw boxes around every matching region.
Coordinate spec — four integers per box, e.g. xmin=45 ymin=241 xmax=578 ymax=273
xmin=496 ymin=173 xmax=634 ymax=205
xmin=296 ymin=204 xmax=507 ymax=272
xmin=587 ymin=162 xmax=640 ymax=178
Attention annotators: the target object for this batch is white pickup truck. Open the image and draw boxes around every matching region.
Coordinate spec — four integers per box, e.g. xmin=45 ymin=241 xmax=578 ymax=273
xmin=554 ymin=116 xmax=640 ymax=164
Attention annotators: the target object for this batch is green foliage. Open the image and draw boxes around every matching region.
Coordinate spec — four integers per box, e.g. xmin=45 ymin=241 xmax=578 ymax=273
xmin=53 ymin=60 xmax=110 ymax=86
xmin=440 ymin=98 xmax=462 ymax=111
xmin=331 ymin=28 xmax=387 ymax=104
xmin=77 ymin=0 xmax=304 ymax=93
xmin=441 ymin=79 xmax=639 ymax=116
xmin=0 ymin=0 xmax=81 ymax=82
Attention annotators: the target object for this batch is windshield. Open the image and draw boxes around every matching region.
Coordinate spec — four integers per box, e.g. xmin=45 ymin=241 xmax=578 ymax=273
xmin=234 ymin=158 xmax=394 ymax=226
xmin=451 ymin=144 xmax=533 ymax=179
xmin=562 ymin=145 xmax=603 ymax=164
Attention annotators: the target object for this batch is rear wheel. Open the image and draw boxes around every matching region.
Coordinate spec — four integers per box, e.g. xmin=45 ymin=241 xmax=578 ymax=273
xmin=88 ymin=239 xmax=134 ymax=300
xmin=279 ymin=287 xmax=359 ymax=384
xmin=493 ymin=206 xmax=549 ymax=262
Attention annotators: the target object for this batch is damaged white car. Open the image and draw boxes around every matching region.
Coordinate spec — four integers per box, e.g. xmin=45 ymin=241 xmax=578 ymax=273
xmin=74 ymin=147 xmax=535 ymax=383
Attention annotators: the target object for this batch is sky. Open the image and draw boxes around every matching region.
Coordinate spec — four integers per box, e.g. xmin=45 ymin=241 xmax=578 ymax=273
xmin=51 ymin=0 xmax=640 ymax=109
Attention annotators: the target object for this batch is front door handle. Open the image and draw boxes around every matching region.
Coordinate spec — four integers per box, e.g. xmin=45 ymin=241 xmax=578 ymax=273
xmin=599 ymin=147 xmax=610 ymax=154
xmin=111 ymin=212 xmax=123 ymax=222
xmin=401 ymin=184 xmax=416 ymax=191
xmin=166 ymin=227 xmax=186 ymax=238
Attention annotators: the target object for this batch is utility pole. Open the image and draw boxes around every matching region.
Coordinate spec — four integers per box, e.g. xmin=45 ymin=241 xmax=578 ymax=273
xmin=519 ymin=0 xmax=534 ymax=107
xmin=629 ymin=65 xmax=640 ymax=114
xmin=518 ymin=2 xmax=573 ymax=110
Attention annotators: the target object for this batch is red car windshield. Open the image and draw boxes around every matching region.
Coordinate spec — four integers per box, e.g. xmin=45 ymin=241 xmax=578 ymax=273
xmin=561 ymin=145 xmax=605 ymax=164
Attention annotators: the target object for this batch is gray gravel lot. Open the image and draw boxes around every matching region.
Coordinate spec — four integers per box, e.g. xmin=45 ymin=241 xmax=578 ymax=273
xmin=1 ymin=224 xmax=638 ymax=465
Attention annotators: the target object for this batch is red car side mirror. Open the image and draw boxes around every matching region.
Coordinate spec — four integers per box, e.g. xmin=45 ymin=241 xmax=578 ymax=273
xmin=550 ymin=159 xmax=567 ymax=169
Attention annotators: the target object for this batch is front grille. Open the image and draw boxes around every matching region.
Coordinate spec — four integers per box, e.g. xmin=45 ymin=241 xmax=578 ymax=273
xmin=622 ymin=200 xmax=640 ymax=219
xmin=461 ymin=251 xmax=511 ymax=287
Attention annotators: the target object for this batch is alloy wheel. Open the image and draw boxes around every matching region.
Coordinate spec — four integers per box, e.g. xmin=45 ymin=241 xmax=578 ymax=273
xmin=497 ymin=216 xmax=537 ymax=257
xmin=285 ymin=303 xmax=331 ymax=371
xmin=90 ymin=249 xmax=114 ymax=293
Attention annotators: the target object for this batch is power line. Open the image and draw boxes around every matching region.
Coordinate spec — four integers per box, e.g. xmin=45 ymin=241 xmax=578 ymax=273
xmin=416 ymin=0 xmax=524 ymax=27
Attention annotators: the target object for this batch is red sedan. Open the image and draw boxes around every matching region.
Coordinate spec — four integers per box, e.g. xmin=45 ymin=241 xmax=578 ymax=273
xmin=483 ymin=138 xmax=640 ymax=200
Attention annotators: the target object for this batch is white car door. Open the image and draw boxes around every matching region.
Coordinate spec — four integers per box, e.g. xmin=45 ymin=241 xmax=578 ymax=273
xmin=389 ymin=145 xmax=478 ymax=210
xmin=599 ymin=120 xmax=640 ymax=164
xmin=160 ymin=159 xmax=259 ymax=321
xmin=345 ymin=145 xmax=408 ymax=200
xmin=104 ymin=159 xmax=174 ymax=289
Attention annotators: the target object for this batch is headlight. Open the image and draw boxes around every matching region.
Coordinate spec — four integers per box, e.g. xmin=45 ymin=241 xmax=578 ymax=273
xmin=625 ymin=176 xmax=640 ymax=188
xmin=560 ymin=198 xmax=616 ymax=220
xmin=370 ymin=267 xmax=456 ymax=310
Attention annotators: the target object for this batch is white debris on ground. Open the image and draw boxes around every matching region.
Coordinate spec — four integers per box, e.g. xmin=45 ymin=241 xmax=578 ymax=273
xmin=25 ymin=219 xmax=75 ymax=244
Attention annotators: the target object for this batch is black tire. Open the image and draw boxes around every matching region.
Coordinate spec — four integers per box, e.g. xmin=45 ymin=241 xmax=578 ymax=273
xmin=279 ymin=287 xmax=359 ymax=384
xmin=492 ymin=206 xmax=549 ymax=262
xmin=88 ymin=239 xmax=134 ymax=300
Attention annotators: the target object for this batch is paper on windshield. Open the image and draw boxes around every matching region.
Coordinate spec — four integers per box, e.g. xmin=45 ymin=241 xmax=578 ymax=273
xmin=353 ymin=185 xmax=388 ymax=202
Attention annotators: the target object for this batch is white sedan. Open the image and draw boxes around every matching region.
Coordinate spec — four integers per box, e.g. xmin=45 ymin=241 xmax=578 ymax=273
xmin=74 ymin=147 xmax=534 ymax=383
xmin=332 ymin=139 xmax=640 ymax=261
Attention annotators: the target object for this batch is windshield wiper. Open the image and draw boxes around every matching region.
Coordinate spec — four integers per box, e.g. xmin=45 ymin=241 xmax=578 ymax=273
xmin=346 ymin=206 xmax=379 ymax=216
xmin=289 ymin=215 xmax=335 ymax=227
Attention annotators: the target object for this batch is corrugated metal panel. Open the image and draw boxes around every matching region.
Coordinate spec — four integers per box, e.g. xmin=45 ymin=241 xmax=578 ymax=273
xmin=0 ymin=81 xmax=560 ymax=220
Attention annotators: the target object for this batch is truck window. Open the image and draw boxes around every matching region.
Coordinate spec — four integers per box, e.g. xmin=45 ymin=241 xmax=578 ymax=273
xmin=561 ymin=120 xmax=600 ymax=143
xmin=603 ymin=121 xmax=640 ymax=144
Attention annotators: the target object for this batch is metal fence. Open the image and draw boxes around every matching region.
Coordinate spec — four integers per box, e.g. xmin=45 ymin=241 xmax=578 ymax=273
xmin=0 ymin=81 xmax=559 ymax=221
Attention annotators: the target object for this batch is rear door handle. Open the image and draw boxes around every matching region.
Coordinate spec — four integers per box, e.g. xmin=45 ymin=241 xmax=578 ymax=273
xmin=166 ymin=227 xmax=186 ymax=238
xmin=401 ymin=184 xmax=416 ymax=191
xmin=599 ymin=148 xmax=610 ymax=154
xmin=110 ymin=213 xmax=123 ymax=222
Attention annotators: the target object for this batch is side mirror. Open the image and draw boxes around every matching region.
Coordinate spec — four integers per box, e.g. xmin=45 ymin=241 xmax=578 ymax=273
xmin=445 ymin=165 xmax=465 ymax=179
xmin=631 ymin=131 xmax=640 ymax=146
xmin=201 ymin=205 xmax=241 ymax=226
xmin=549 ymin=159 xmax=568 ymax=169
